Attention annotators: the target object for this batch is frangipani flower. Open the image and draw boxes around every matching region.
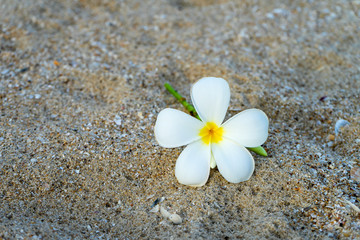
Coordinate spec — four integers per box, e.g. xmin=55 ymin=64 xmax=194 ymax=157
xmin=154 ymin=77 xmax=269 ymax=187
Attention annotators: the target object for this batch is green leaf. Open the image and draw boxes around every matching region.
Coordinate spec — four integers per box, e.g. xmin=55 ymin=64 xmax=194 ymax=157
xmin=247 ymin=146 xmax=268 ymax=157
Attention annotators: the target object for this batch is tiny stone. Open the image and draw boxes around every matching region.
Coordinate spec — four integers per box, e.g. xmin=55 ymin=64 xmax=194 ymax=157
xmin=18 ymin=67 xmax=29 ymax=73
xmin=34 ymin=94 xmax=41 ymax=99
xmin=30 ymin=158 xmax=37 ymax=163
xmin=327 ymin=134 xmax=335 ymax=141
xmin=137 ymin=112 xmax=143 ymax=119
xmin=75 ymin=170 xmax=80 ymax=174
xmin=273 ymin=8 xmax=287 ymax=15
xmin=266 ymin=13 xmax=274 ymax=19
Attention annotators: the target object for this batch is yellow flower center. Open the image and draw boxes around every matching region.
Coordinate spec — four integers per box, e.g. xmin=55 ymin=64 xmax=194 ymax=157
xmin=199 ymin=122 xmax=224 ymax=145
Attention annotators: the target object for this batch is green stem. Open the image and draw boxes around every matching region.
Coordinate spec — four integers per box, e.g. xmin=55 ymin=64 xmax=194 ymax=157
xmin=164 ymin=83 xmax=200 ymax=120
xmin=164 ymin=82 xmax=267 ymax=157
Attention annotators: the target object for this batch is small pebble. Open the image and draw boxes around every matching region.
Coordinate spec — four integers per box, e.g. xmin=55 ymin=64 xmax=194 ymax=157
xmin=266 ymin=13 xmax=274 ymax=19
xmin=34 ymin=94 xmax=41 ymax=99
xmin=273 ymin=8 xmax=288 ymax=15
xmin=18 ymin=67 xmax=29 ymax=73
xmin=53 ymin=60 xmax=60 ymax=66
xmin=319 ymin=96 xmax=327 ymax=102
xmin=327 ymin=134 xmax=335 ymax=141
xmin=335 ymin=119 xmax=350 ymax=134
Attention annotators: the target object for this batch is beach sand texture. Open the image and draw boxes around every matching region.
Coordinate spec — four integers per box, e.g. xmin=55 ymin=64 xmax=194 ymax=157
xmin=1 ymin=0 xmax=360 ymax=239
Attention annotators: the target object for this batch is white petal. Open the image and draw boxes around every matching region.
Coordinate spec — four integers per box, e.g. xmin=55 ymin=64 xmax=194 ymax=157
xmin=154 ymin=108 xmax=203 ymax=148
xmin=212 ymin=139 xmax=254 ymax=183
xmin=175 ymin=140 xmax=211 ymax=187
xmin=222 ymin=109 xmax=269 ymax=147
xmin=191 ymin=77 xmax=230 ymax=125
xmin=210 ymin=153 xmax=217 ymax=169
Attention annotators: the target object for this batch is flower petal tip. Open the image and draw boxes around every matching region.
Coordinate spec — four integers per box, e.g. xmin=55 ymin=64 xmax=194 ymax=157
xmin=154 ymin=108 xmax=203 ymax=148
xmin=191 ymin=77 xmax=230 ymax=125
xmin=174 ymin=141 xmax=211 ymax=187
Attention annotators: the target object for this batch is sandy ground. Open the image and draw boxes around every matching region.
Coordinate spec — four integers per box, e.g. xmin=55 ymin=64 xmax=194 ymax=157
xmin=1 ymin=0 xmax=360 ymax=239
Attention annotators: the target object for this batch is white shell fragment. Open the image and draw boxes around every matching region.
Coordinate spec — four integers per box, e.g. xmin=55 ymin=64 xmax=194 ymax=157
xmin=149 ymin=197 xmax=166 ymax=213
xmin=344 ymin=200 xmax=360 ymax=213
xmin=169 ymin=214 xmax=182 ymax=224
xmin=335 ymin=119 xmax=350 ymax=134
xmin=149 ymin=204 xmax=159 ymax=213
xmin=114 ymin=115 xmax=122 ymax=126
xmin=159 ymin=206 xmax=183 ymax=224
xmin=160 ymin=206 xmax=171 ymax=218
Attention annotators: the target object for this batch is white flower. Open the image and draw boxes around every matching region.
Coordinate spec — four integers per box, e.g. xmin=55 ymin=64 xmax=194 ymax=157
xmin=154 ymin=77 xmax=269 ymax=187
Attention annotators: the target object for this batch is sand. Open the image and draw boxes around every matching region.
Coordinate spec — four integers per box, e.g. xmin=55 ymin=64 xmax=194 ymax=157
xmin=1 ymin=0 xmax=360 ymax=239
